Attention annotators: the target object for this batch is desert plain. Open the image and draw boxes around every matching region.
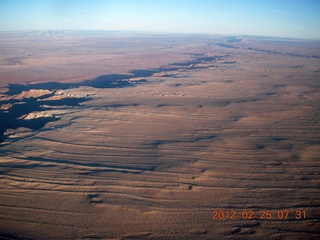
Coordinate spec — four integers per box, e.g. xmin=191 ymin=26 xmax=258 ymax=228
xmin=0 ymin=31 xmax=319 ymax=239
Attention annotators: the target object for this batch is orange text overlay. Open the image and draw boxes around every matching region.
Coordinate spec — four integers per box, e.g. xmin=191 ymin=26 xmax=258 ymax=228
xmin=212 ymin=209 xmax=306 ymax=220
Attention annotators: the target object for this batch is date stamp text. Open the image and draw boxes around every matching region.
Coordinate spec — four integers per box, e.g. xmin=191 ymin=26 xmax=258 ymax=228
xmin=212 ymin=209 xmax=307 ymax=220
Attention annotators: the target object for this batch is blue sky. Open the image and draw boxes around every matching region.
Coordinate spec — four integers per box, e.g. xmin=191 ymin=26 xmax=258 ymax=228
xmin=0 ymin=0 xmax=319 ymax=39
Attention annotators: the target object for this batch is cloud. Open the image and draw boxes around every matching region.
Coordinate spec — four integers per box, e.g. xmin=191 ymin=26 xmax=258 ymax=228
xmin=276 ymin=9 xmax=291 ymax=16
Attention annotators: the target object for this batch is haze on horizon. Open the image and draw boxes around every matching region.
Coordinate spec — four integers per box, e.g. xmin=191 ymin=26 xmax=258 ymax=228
xmin=0 ymin=0 xmax=319 ymax=40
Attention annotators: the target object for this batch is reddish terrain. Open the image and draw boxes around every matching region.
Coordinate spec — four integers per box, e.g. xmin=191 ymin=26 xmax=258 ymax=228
xmin=0 ymin=31 xmax=319 ymax=239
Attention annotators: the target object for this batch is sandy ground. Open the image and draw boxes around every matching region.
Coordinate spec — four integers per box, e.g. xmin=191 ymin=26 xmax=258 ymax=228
xmin=0 ymin=31 xmax=319 ymax=239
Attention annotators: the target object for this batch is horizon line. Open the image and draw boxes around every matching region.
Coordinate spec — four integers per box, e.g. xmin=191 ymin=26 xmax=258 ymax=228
xmin=0 ymin=29 xmax=319 ymax=41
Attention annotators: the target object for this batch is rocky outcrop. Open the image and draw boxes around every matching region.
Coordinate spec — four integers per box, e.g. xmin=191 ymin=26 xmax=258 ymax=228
xmin=14 ymin=89 xmax=53 ymax=100
xmin=0 ymin=103 xmax=12 ymax=111
xmin=18 ymin=111 xmax=60 ymax=120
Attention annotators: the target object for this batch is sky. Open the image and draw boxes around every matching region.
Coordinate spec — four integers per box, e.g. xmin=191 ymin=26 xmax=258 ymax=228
xmin=0 ymin=0 xmax=319 ymax=39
